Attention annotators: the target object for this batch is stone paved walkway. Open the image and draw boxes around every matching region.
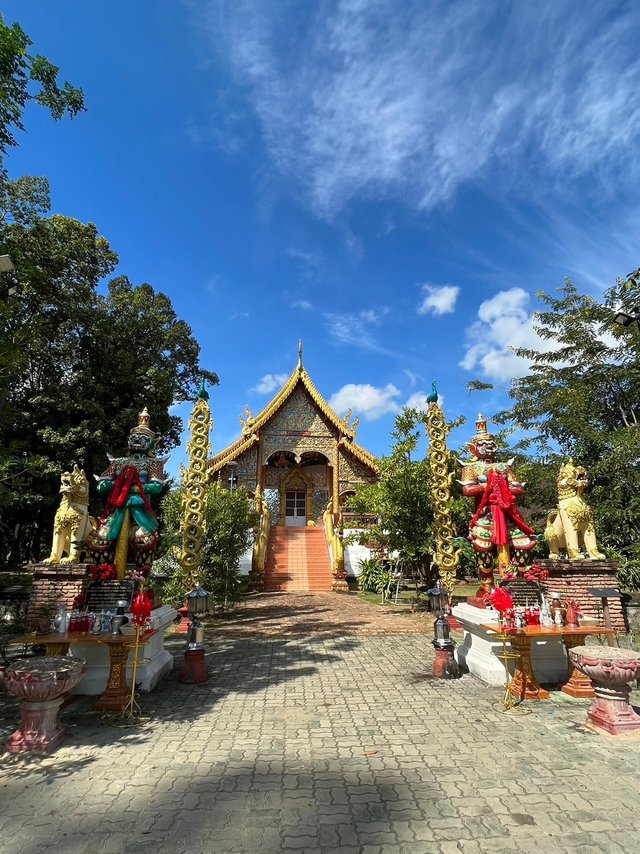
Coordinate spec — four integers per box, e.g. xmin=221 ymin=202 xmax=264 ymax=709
xmin=1 ymin=592 xmax=639 ymax=854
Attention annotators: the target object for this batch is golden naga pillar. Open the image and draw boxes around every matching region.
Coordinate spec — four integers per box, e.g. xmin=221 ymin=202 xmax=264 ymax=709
xmin=425 ymin=384 xmax=459 ymax=600
xmin=178 ymin=379 xmax=212 ymax=588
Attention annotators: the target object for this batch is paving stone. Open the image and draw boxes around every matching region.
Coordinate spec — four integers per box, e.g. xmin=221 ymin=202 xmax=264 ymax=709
xmin=1 ymin=591 xmax=638 ymax=854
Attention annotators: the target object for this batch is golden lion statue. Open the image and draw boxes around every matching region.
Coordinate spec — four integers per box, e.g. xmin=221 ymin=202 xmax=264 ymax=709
xmin=43 ymin=465 xmax=96 ymax=565
xmin=545 ymin=459 xmax=605 ymax=561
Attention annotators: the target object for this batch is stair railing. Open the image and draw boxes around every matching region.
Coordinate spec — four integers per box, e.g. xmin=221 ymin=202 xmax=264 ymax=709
xmin=249 ymin=490 xmax=271 ymax=591
xmin=322 ymin=503 xmax=349 ymax=592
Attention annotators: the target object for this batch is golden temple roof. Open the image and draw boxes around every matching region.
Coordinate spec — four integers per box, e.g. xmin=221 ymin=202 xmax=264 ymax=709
xmin=209 ymin=361 xmax=379 ymax=474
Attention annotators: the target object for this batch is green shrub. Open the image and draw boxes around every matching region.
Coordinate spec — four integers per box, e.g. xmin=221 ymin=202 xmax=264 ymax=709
xmin=357 ymin=557 xmax=384 ymax=592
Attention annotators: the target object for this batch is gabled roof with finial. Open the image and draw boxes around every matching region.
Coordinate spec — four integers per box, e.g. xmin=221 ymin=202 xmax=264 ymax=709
xmin=209 ymin=347 xmax=378 ymax=474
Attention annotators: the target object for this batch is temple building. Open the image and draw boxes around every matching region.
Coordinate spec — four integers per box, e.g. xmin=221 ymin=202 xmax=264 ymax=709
xmin=208 ymin=349 xmax=378 ymax=591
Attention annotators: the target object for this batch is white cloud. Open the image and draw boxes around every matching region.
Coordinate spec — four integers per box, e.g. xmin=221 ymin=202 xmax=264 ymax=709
xmin=286 ymin=247 xmax=322 ymax=268
xmin=417 ymin=283 xmax=460 ymax=316
xmin=404 ymin=369 xmax=421 ymax=387
xmin=404 ymin=391 xmax=444 ymax=412
xmin=251 ymin=373 xmax=288 ymax=394
xmin=329 ymin=383 xmax=401 ymax=421
xmin=459 ymin=288 xmax=551 ymax=381
xmin=291 ymin=299 xmax=313 ymax=310
xmin=325 ymin=307 xmax=392 ymax=354
xmin=194 ymin=2 xmax=640 ymax=218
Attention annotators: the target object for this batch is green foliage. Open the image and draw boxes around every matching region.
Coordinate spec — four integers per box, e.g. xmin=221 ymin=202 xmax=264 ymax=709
xmin=466 ymin=380 xmax=494 ymax=393
xmin=153 ymin=483 xmax=257 ymax=610
xmin=357 ymin=557 xmax=395 ymax=603
xmin=357 ymin=557 xmax=384 ymax=592
xmin=348 ymin=409 xmax=435 ymax=577
xmin=0 ymin=14 xmax=84 ymax=156
xmin=495 ymin=276 xmax=640 ymax=587
xmin=348 ymin=407 xmax=470 ymax=584
xmin=616 ymin=552 xmax=640 ymax=593
xmin=0 ymin=208 xmax=218 ymax=565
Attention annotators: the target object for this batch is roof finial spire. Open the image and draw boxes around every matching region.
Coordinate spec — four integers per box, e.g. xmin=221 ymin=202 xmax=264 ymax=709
xmin=298 ymin=338 xmax=303 ymax=368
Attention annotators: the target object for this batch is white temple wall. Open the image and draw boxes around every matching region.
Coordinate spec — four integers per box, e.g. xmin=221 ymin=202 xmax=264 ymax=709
xmin=344 ymin=531 xmax=373 ymax=578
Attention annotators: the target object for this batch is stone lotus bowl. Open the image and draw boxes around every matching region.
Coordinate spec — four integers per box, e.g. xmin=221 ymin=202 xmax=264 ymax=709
xmin=2 ymin=656 xmax=86 ymax=702
xmin=568 ymin=645 xmax=640 ymax=688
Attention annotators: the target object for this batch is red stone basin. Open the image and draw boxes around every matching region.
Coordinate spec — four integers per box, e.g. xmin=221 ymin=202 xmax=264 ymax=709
xmin=2 ymin=656 xmax=86 ymax=753
xmin=568 ymin=645 xmax=640 ymax=736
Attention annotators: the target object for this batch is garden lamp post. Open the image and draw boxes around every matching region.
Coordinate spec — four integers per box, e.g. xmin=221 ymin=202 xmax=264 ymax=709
xmin=427 ymin=582 xmax=460 ymax=678
xmin=0 ymin=254 xmax=17 ymax=299
xmin=613 ymin=308 xmax=640 ymax=329
xmin=179 ymin=584 xmax=210 ymax=684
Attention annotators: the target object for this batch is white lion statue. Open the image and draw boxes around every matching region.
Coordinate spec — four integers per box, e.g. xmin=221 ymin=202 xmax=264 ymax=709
xmin=43 ymin=465 xmax=96 ymax=565
xmin=545 ymin=459 xmax=605 ymax=561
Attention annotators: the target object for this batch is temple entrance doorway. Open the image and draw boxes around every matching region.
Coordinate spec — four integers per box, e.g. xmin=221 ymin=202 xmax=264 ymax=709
xmin=285 ymin=490 xmax=306 ymax=527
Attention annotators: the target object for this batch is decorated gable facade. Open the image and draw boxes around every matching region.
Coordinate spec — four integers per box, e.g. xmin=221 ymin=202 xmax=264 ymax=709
xmin=208 ymin=354 xmax=378 ymax=527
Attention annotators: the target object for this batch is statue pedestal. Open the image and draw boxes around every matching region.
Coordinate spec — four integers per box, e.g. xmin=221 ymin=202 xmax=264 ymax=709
xmin=452 ymin=602 xmax=567 ymax=686
xmin=72 ymin=605 xmax=177 ymax=695
xmin=537 ymin=559 xmax=625 ymax=632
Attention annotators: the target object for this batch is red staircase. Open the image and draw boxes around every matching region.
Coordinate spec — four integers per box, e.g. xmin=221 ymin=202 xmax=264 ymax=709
xmin=263 ymin=527 xmax=333 ymax=592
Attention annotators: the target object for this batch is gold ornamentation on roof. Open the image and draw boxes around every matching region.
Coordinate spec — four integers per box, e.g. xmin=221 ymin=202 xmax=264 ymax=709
xmin=209 ymin=356 xmax=379 ymax=475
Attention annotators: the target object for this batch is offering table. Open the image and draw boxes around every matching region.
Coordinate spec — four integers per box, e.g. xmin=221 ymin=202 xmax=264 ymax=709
xmin=482 ymin=624 xmax=615 ymax=701
xmin=16 ymin=630 xmax=157 ymax=712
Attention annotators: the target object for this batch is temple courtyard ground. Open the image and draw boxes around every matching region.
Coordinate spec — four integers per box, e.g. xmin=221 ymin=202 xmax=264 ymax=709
xmin=1 ymin=592 xmax=639 ymax=854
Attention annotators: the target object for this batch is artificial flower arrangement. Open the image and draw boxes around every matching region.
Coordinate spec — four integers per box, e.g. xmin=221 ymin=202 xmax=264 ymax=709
xmin=130 ymin=590 xmax=152 ymax=628
xmin=501 ymin=562 xmax=549 ymax=583
xmin=88 ymin=563 xmax=117 ymax=582
xmin=484 ymin=587 xmax=515 ymax=615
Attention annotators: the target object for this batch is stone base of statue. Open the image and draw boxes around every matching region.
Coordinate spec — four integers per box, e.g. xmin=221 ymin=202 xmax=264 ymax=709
xmin=25 ymin=562 xmax=91 ymax=630
xmin=452 ymin=602 xmax=567 ymax=686
xmin=72 ymin=604 xmax=177 ymax=695
xmin=536 ymin=559 xmax=626 ymax=632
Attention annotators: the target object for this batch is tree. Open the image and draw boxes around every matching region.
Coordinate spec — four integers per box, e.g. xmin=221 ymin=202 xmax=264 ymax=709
xmin=0 ymin=210 xmax=218 ymax=566
xmin=493 ymin=276 xmax=640 ymax=588
xmin=153 ymin=483 xmax=257 ymax=609
xmin=347 ymin=408 xmax=470 ymax=586
xmin=0 ymin=14 xmax=84 ymax=158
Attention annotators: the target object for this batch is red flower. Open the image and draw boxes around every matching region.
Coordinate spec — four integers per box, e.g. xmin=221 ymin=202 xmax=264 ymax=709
xmin=130 ymin=591 xmax=152 ymax=627
xmin=72 ymin=594 xmax=85 ymax=609
xmin=88 ymin=563 xmax=117 ymax=582
xmin=484 ymin=587 xmax=515 ymax=614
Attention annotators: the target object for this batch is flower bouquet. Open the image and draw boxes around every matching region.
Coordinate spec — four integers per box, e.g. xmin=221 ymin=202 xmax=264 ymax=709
xmin=88 ymin=563 xmax=117 ymax=582
xmin=484 ymin=587 xmax=516 ymax=629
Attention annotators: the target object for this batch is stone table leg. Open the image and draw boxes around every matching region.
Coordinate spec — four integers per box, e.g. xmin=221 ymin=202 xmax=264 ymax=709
xmin=94 ymin=643 xmax=130 ymax=712
xmin=561 ymin=635 xmax=595 ymax=698
xmin=509 ymin=635 xmax=550 ymax=701
xmin=4 ymin=697 xmax=66 ymax=754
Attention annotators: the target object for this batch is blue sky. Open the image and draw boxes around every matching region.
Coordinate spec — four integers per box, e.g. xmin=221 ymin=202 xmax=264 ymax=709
xmin=7 ymin=1 xmax=640 ymax=472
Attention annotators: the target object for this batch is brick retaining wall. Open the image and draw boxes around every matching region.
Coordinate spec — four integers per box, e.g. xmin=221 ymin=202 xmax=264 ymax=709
xmin=25 ymin=563 xmax=90 ymax=629
xmin=537 ymin=559 xmax=626 ymax=633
